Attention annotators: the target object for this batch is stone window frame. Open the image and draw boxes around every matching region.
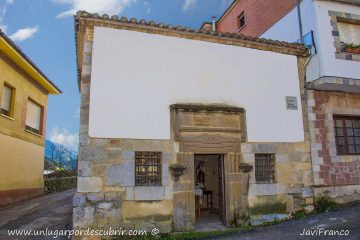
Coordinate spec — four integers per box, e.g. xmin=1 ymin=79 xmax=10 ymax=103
xmin=135 ymin=151 xmax=162 ymax=186
xmin=254 ymin=153 xmax=276 ymax=184
xmin=329 ymin=10 xmax=360 ymax=62
xmin=326 ymin=107 xmax=360 ymax=163
xmin=333 ymin=115 xmax=360 ymax=156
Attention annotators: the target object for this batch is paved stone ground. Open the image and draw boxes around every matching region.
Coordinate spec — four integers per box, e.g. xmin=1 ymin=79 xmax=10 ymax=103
xmin=196 ymin=212 xmax=226 ymax=232
xmin=0 ymin=189 xmax=75 ymax=240
xmin=215 ymin=202 xmax=360 ymax=240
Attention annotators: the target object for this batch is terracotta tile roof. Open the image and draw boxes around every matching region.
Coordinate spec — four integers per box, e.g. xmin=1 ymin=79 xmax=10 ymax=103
xmin=0 ymin=29 xmax=62 ymax=94
xmin=74 ymin=11 xmax=306 ymax=51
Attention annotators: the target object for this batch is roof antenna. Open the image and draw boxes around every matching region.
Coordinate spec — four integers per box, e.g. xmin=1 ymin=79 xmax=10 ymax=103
xmin=211 ymin=16 xmax=216 ymax=32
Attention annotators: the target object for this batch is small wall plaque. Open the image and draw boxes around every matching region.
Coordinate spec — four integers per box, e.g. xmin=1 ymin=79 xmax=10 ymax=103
xmin=286 ymin=96 xmax=298 ymax=110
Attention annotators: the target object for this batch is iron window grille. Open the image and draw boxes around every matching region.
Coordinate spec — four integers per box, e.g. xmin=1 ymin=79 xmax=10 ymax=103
xmin=135 ymin=151 xmax=162 ymax=186
xmin=334 ymin=115 xmax=360 ymax=155
xmin=255 ymin=154 xmax=276 ymax=183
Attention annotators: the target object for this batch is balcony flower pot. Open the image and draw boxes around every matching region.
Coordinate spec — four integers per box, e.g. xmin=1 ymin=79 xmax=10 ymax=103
xmin=341 ymin=42 xmax=360 ymax=54
xmin=169 ymin=164 xmax=186 ymax=182
xmin=345 ymin=47 xmax=360 ymax=54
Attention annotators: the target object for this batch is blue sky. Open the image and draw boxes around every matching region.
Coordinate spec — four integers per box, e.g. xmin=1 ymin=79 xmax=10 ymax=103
xmin=0 ymin=0 xmax=232 ymax=149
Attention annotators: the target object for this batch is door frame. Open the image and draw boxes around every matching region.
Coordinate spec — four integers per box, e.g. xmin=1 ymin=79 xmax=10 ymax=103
xmin=171 ymin=104 xmax=245 ymax=230
xmin=218 ymin=154 xmax=227 ymax=225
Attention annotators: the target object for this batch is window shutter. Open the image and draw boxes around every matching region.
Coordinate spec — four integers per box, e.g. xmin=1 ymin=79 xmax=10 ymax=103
xmin=338 ymin=22 xmax=360 ymax=45
xmin=26 ymin=100 xmax=42 ymax=131
xmin=1 ymin=85 xmax=12 ymax=112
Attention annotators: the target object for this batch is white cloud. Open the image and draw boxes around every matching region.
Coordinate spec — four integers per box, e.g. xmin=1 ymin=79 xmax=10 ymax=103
xmin=0 ymin=0 xmax=14 ymax=33
xmin=53 ymin=0 xmax=136 ymax=18
xmin=9 ymin=26 xmax=39 ymax=42
xmin=143 ymin=1 xmax=151 ymax=14
xmin=182 ymin=0 xmax=196 ymax=12
xmin=0 ymin=24 xmax=7 ymax=33
xmin=50 ymin=127 xmax=79 ymax=149
xmin=73 ymin=107 xmax=80 ymax=118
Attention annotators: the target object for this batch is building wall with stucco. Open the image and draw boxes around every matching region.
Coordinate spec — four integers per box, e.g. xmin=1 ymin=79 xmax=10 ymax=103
xmin=74 ymin=12 xmax=313 ymax=234
xmin=259 ymin=0 xmax=360 ymax=203
xmin=0 ymin=53 xmax=48 ymax=206
xmin=0 ymin=29 xmax=60 ymax=206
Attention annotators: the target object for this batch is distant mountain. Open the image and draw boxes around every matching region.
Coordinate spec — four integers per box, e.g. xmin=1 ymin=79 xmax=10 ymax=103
xmin=45 ymin=140 xmax=77 ymax=170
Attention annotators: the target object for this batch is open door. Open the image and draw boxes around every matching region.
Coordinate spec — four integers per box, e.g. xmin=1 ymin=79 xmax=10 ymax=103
xmin=218 ymin=155 xmax=226 ymax=225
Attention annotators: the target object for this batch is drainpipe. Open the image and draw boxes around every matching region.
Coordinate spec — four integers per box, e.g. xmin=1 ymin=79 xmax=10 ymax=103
xmin=212 ymin=16 xmax=216 ymax=31
xmin=296 ymin=0 xmax=304 ymax=43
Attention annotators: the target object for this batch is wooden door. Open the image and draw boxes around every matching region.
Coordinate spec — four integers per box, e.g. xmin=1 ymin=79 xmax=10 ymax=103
xmin=218 ymin=154 xmax=226 ymax=225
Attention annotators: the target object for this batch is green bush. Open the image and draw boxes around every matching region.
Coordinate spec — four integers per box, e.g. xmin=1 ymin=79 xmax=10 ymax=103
xmin=315 ymin=196 xmax=337 ymax=213
xmin=291 ymin=210 xmax=306 ymax=219
xmin=44 ymin=169 xmax=76 ymax=179
xmin=44 ymin=176 xmax=77 ymax=194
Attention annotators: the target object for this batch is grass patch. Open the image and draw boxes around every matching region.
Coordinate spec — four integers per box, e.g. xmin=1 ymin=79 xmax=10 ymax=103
xmin=291 ymin=210 xmax=307 ymax=219
xmin=315 ymin=196 xmax=337 ymax=213
xmin=249 ymin=202 xmax=287 ymax=215
xmin=114 ymin=228 xmax=250 ymax=240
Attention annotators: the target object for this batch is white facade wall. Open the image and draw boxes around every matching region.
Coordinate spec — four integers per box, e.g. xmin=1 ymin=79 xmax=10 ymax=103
xmin=89 ymin=27 xmax=304 ymax=142
xmin=314 ymin=1 xmax=360 ymax=80
xmin=261 ymin=0 xmax=360 ymax=82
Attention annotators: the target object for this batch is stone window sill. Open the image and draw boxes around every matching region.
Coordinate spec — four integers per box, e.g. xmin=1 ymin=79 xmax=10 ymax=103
xmin=335 ymin=51 xmax=360 ymax=61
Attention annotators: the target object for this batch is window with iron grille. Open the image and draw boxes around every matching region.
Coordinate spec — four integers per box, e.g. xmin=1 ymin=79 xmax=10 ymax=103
xmin=255 ymin=154 xmax=276 ymax=183
xmin=334 ymin=116 xmax=360 ymax=155
xmin=135 ymin=151 xmax=162 ymax=186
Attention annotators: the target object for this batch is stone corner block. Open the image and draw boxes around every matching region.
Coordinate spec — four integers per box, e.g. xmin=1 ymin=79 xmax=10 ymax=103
xmin=78 ymin=177 xmax=103 ymax=192
xmin=73 ymin=193 xmax=86 ymax=207
xmin=106 ymin=162 xmax=135 ymax=186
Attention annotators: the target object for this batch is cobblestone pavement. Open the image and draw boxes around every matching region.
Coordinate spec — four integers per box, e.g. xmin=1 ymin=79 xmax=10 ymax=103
xmin=0 ymin=189 xmax=75 ymax=240
xmin=216 ymin=202 xmax=360 ymax=240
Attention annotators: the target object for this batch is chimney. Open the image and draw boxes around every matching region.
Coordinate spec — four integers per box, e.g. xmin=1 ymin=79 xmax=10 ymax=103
xmin=211 ymin=16 xmax=216 ymax=31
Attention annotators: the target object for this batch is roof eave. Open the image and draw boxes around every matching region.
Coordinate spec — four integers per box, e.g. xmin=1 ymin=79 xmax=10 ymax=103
xmin=0 ymin=30 xmax=61 ymax=95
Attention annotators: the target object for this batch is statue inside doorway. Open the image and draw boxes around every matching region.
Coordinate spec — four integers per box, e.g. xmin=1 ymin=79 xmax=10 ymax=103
xmin=196 ymin=160 xmax=205 ymax=188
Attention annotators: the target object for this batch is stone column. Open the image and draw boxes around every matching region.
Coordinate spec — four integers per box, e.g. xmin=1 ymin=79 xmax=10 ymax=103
xmin=173 ymin=152 xmax=195 ymax=231
xmin=224 ymin=153 xmax=243 ymax=226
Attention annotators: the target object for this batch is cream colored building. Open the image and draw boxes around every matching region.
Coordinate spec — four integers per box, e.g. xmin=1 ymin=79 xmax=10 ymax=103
xmin=0 ymin=30 xmax=61 ymax=206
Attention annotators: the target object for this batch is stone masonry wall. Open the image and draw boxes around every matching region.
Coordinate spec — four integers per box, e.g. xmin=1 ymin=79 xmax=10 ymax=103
xmin=74 ymin=18 xmax=314 ymax=233
xmin=74 ymin=23 xmax=177 ymax=233
xmin=241 ymin=142 xmax=314 ymax=225
xmin=308 ymin=89 xmax=360 ymax=203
